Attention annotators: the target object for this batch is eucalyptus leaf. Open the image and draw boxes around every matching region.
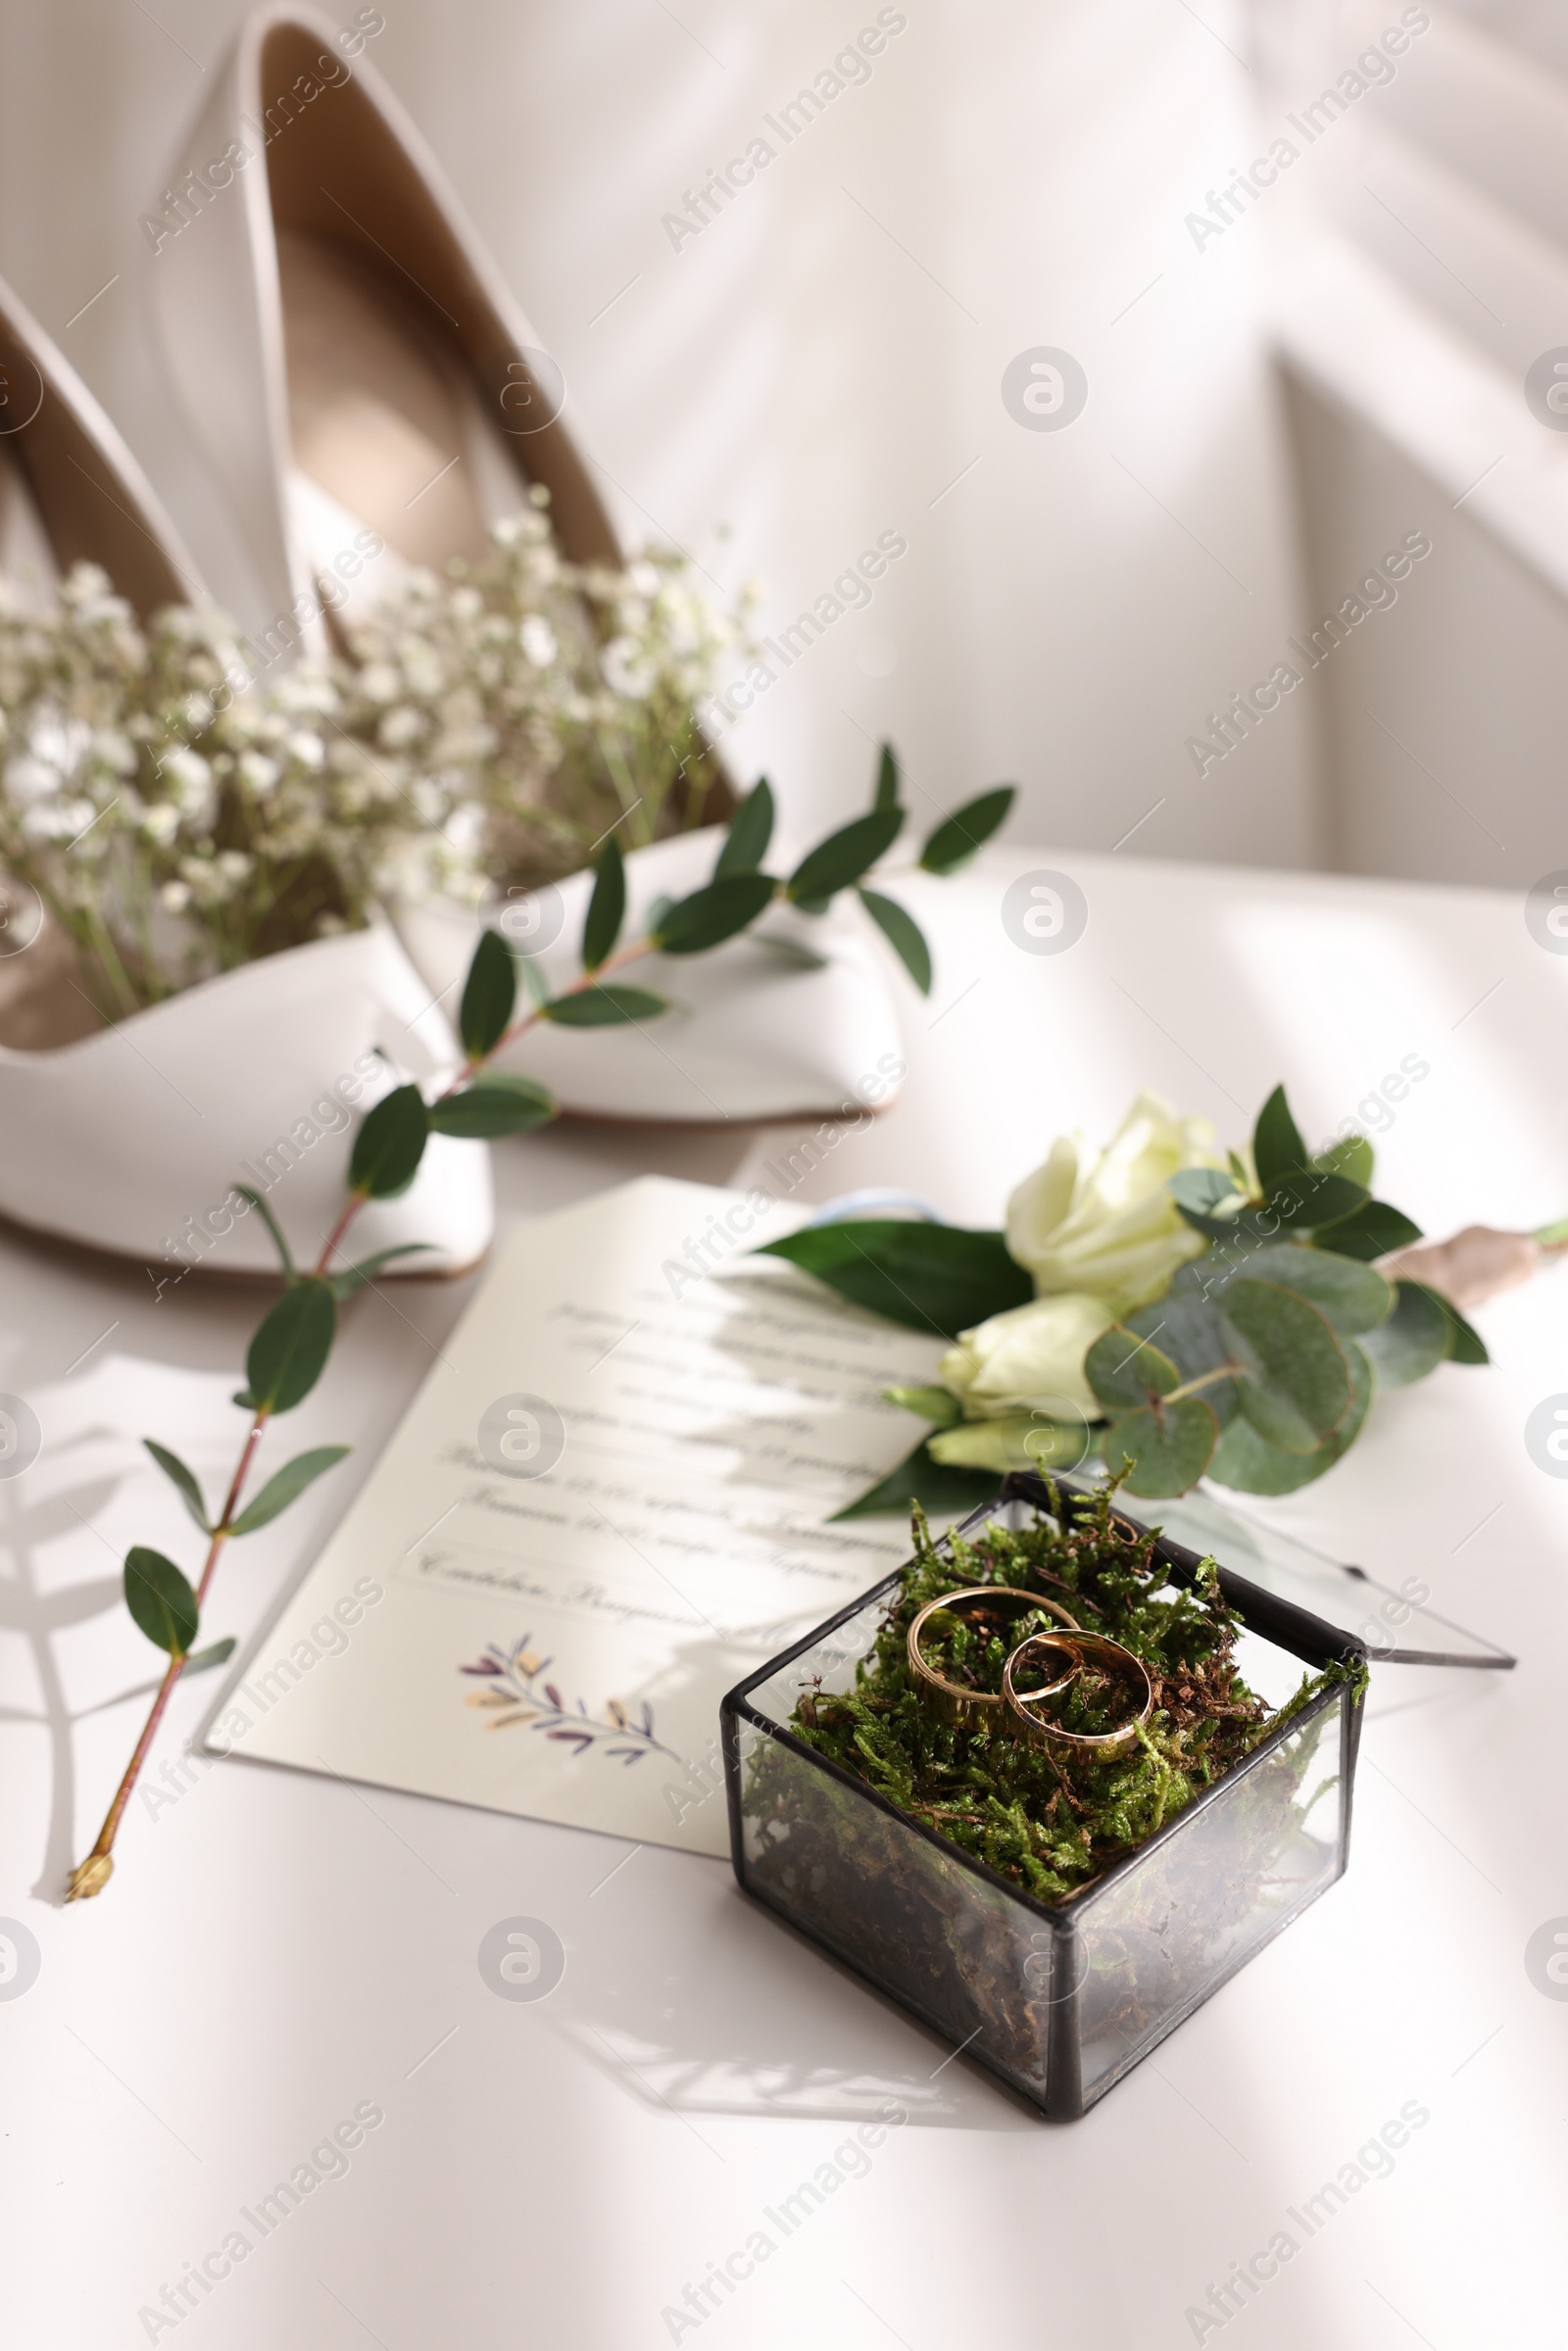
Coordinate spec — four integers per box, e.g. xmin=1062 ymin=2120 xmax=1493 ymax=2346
xmin=1123 ymin=1295 xmax=1239 ymax=1424
xmin=1201 ymin=1245 xmax=1393 ymax=1338
xmin=459 ymin=929 xmax=517 ymax=1060
xmin=1220 ymin=1279 xmax=1352 ymax=1447
xmin=874 ymin=743 xmax=900 ymax=812
xmin=1102 ymin=1398 xmax=1219 ymax=1496
xmin=758 ymin=1220 xmax=1031 ymax=1338
xmin=918 ymin=786 xmax=1015 ymax=875
xmin=833 ymin=1436 xmax=1000 ymax=1520
xmin=714 ymin=778 xmax=775 ymax=878
xmin=328 ymin=1244 xmax=434 ymax=1299
xmin=234 ymin=1185 xmax=296 ymax=1279
xmin=1313 ymin=1133 xmax=1375 ymax=1189
xmin=1168 ymin=1167 xmax=1243 ymax=1220
xmin=1414 ymin=1281 xmax=1490 ymax=1366
xmin=1084 ymin=1324 xmax=1180 ymax=1411
xmin=183 ymin=1637 xmax=237 ymax=1677
xmin=123 ymin=1545 xmax=199 ymax=1657
xmin=581 ymin=836 xmax=626 ymax=971
xmin=1359 ymin=1279 xmax=1448 ymax=1388
xmin=786 ymin=808 xmax=903 ymax=906
xmin=1210 ymin=1343 xmax=1373 ymax=1494
xmin=542 ymin=985 xmax=667 ymax=1027
xmin=429 ymin=1074 xmax=559 ymax=1137
xmin=654 ymin=873 xmax=776 ymax=955
xmin=245 ymin=1278 xmax=336 ymax=1416
xmin=858 ymin=889 xmax=932 ymax=994
xmin=229 ymin=1445 xmax=352 ymax=1537
xmin=1307 ymin=1198 xmax=1423 ymax=1262
xmin=143 ymin=1440 xmax=210 ymax=1535
xmin=349 ymin=1084 xmax=429 ymax=1200
xmin=1265 ymin=1165 xmax=1370 ymax=1233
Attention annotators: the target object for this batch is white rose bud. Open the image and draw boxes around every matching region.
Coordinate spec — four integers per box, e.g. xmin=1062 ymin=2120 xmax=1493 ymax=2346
xmin=940 ymin=1292 xmax=1112 ymax=1419
xmin=1005 ymin=1089 xmax=1222 ymax=1316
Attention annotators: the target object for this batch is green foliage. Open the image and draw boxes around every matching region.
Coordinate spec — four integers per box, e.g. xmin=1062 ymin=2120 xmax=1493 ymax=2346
xmin=919 ymin=786 xmax=1015 ymax=875
xmin=831 ymin=1436 xmax=1001 ymax=1521
xmin=245 ymin=1278 xmax=337 ymax=1415
xmin=124 ymin=1546 xmax=199 ymax=1657
xmin=581 ymin=836 xmax=625 ymax=971
xmin=460 ymin=928 xmax=517 ymax=1059
xmin=228 ymin=1445 xmax=352 ymax=1537
xmin=1083 ymin=1326 xmax=1180 ymax=1410
xmin=874 ymin=742 xmax=900 ymax=811
xmin=1103 ymin=1398 xmax=1220 ymax=1495
xmin=326 ymin=1245 xmax=433 ymax=1298
xmin=713 ymin=778 xmax=774 ymax=877
xmin=654 ymin=873 xmax=776 ymax=954
xmin=234 ymin=1185 xmax=296 ymax=1278
xmin=1413 ymin=1280 xmax=1489 ymax=1365
xmin=143 ymin=1441 xmax=209 ymax=1534
xmin=786 ymin=808 xmax=903 ymax=908
xmin=1309 ymin=1198 xmax=1423 ymax=1262
xmin=858 ymin=888 xmax=932 ymax=994
xmin=542 ymin=983 xmax=667 ymax=1025
xmin=429 ymin=1074 xmax=559 ymax=1137
xmin=349 ymin=1084 xmax=429 ymax=1200
xmin=183 ymin=1637 xmax=237 ymax=1677
xmin=758 ymin=1219 xmax=1032 ymax=1338
xmin=1358 ymin=1278 xmax=1448 ymax=1388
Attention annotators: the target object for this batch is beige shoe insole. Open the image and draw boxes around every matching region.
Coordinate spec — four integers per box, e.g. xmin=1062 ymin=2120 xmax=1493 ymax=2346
xmin=278 ymin=229 xmax=525 ymax=590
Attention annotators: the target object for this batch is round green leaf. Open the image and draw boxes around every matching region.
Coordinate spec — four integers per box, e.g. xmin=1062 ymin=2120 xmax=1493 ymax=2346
xmin=1210 ymin=1343 xmax=1373 ymax=1494
xmin=246 ymin=1278 xmax=337 ymax=1416
xmin=1221 ymin=1278 xmax=1352 ymax=1449
xmin=1102 ymin=1398 xmax=1219 ymax=1496
xmin=543 ymin=985 xmax=667 ymax=1027
xmin=581 ymin=837 xmax=626 ymax=971
xmin=1085 ymin=1324 xmax=1180 ymax=1411
xmin=786 ymin=808 xmax=903 ymax=906
xmin=460 ymin=929 xmax=518 ymax=1060
xmin=1211 ymin=1245 xmax=1393 ymax=1338
xmin=654 ymin=873 xmax=776 ymax=955
xmin=349 ymin=1084 xmax=429 ymax=1200
xmin=1359 ymin=1279 xmax=1448 ymax=1389
xmin=918 ymin=786 xmax=1015 ymax=876
xmin=123 ymin=1545 xmax=198 ymax=1656
xmin=858 ymin=888 xmax=932 ymax=994
xmin=429 ymin=1074 xmax=559 ymax=1138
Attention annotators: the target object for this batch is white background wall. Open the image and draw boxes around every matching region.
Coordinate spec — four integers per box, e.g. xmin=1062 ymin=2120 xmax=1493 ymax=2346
xmin=0 ymin=0 xmax=1327 ymax=865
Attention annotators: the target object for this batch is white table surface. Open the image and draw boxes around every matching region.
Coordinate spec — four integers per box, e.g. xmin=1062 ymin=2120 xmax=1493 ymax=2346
xmin=6 ymin=843 xmax=1567 ymax=2350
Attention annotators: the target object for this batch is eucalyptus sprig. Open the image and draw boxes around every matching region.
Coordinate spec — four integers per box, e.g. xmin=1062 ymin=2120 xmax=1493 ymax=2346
xmin=66 ymin=745 xmax=1013 ymax=1897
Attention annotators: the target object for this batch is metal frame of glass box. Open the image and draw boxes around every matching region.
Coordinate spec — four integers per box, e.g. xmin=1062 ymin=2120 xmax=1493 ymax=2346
xmin=721 ymin=1470 xmax=1367 ymax=2120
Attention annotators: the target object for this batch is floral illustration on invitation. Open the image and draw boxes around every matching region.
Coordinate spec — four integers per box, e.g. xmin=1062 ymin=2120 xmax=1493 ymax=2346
xmin=460 ymin=1634 xmax=680 ymax=1765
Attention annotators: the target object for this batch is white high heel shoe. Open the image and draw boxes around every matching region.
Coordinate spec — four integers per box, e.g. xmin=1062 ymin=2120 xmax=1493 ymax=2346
xmin=0 ymin=275 xmax=489 ymax=1277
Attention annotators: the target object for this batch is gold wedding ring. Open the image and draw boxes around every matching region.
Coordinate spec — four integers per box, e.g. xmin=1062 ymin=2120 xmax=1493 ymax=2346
xmin=906 ymin=1586 xmax=1080 ymax=1730
xmin=1003 ymin=1629 xmax=1153 ymax=1755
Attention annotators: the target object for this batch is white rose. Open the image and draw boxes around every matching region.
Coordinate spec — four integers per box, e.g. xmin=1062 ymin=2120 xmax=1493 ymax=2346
xmin=940 ymin=1292 xmax=1112 ymax=1420
xmin=1006 ymin=1089 xmax=1222 ymax=1316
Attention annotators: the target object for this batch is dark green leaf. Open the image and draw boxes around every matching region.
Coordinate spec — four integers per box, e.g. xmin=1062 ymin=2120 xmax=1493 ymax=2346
xmin=874 ymin=743 xmax=900 ymax=812
xmin=1102 ymin=1398 xmax=1219 ymax=1496
xmin=1221 ymin=1279 xmax=1352 ymax=1451
xmin=1409 ymin=1280 xmax=1490 ymax=1366
xmin=234 ymin=1185 xmax=296 ymax=1278
xmin=183 ymin=1636 xmax=236 ymax=1677
xmin=1084 ymin=1324 xmax=1180 ymax=1411
xmin=460 ymin=929 xmax=517 ymax=1060
xmin=654 ymin=872 xmax=776 ymax=955
xmin=123 ymin=1545 xmax=198 ymax=1656
xmin=757 ymin=1220 xmax=1031 ymax=1338
xmin=786 ymin=808 xmax=903 ymax=906
xmin=1210 ymin=1343 xmax=1372 ymax=1494
xmin=229 ymin=1445 xmax=352 ymax=1537
xmin=428 ymin=1073 xmax=559 ymax=1138
xmin=919 ymin=786 xmax=1015 ymax=875
xmin=328 ymin=1244 xmax=434 ymax=1299
xmin=1314 ymin=1133 xmax=1374 ymax=1189
xmin=884 ymin=1384 xmax=962 ymax=1427
xmin=1359 ymin=1279 xmax=1448 ymax=1388
xmin=1307 ymin=1198 xmax=1423 ymax=1262
xmin=1252 ymin=1084 xmax=1308 ymax=1195
xmin=713 ymin=778 xmax=775 ymax=878
xmin=833 ymin=1435 xmax=1000 ymax=1519
xmin=349 ymin=1085 xmax=429 ymax=1200
xmin=143 ymin=1440 xmax=209 ymax=1534
xmin=858 ymin=889 xmax=932 ymax=994
xmin=581 ymin=837 xmax=625 ymax=971
xmin=1265 ymin=1166 xmax=1369 ymax=1233
xmin=1202 ymin=1245 xmax=1393 ymax=1338
xmin=245 ymin=1278 xmax=336 ymax=1416
xmin=542 ymin=985 xmax=667 ymax=1027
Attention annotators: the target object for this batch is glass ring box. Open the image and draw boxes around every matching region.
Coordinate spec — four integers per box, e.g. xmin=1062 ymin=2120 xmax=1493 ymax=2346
xmin=721 ymin=1471 xmax=1367 ymax=2120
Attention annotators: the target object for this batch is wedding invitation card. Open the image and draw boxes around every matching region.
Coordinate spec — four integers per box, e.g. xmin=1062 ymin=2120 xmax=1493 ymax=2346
xmin=201 ymin=1177 xmax=944 ymax=1856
